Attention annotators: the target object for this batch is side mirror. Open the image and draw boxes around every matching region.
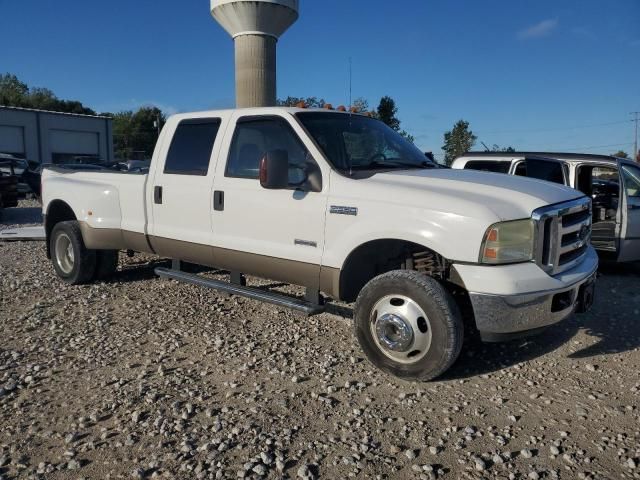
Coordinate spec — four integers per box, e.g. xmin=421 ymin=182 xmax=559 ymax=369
xmin=259 ymin=150 xmax=289 ymax=189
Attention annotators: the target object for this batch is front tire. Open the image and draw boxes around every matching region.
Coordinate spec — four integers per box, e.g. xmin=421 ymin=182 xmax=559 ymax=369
xmin=354 ymin=270 xmax=463 ymax=381
xmin=50 ymin=221 xmax=97 ymax=285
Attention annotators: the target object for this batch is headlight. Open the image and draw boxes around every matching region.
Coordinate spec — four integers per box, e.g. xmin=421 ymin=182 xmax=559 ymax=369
xmin=480 ymin=219 xmax=535 ymax=264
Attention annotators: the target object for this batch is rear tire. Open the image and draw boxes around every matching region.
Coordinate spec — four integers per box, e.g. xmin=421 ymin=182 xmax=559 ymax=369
xmin=354 ymin=270 xmax=464 ymax=381
xmin=94 ymin=250 xmax=119 ymax=280
xmin=50 ymin=221 xmax=97 ymax=285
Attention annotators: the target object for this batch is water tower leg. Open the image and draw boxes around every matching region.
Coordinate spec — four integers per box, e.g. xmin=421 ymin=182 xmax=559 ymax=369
xmin=234 ymin=35 xmax=277 ymax=108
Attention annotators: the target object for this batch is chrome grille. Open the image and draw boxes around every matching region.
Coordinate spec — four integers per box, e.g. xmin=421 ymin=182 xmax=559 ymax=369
xmin=532 ymin=197 xmax=592 ymax=275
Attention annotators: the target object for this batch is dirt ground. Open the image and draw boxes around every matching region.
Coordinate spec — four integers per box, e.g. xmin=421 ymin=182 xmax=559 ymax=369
xmin=1 ymin=201 xmax=639 ymax=479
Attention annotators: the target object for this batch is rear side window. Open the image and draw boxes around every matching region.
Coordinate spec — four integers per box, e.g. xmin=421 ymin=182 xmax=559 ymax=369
xmin=164 ymin=119 xmax=221 ymax=175
xmin=515 ymin=159 xmax=565 ymax=184
xmin=464 ymin=160 xmax=511 ymax=174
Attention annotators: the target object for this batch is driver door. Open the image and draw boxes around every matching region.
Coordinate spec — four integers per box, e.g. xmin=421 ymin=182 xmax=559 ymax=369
xmin=211 ymin=113 xmax=328 ymax=288
xmin=618 ymin=163 xmax=640 ymax=262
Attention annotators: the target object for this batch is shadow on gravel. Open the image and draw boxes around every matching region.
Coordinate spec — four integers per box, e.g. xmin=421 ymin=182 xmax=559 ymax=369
xmin=444 ymin=261 xmax=640 ymax=379
xmin=0 ymin=207 xmax=42 ymax=226
xmin=443 ymin=319 xmax=580 ymax=380
xmin=568 ymin=261 xmax=640 ymax=359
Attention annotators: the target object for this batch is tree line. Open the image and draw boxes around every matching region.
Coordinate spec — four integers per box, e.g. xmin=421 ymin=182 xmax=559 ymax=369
xmin=5 ymin=73 xmax=635 ymax=164
xmin=278 ymin=95 xmax=415 ymax=143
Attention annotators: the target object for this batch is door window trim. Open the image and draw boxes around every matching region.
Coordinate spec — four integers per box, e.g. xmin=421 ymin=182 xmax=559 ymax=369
xmin=224 ymin=115 xmax=322 ymax=191
xmin=511 ymin=158 xmax=568 ymax=185
xmin=163 ymin=117 xmax=222 ymax=176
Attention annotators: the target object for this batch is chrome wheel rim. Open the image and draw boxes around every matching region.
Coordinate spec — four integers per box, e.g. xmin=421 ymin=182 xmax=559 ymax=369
xmin=54 ymin=233 xmax=74 ymax=275
xmin=370 ymin=294 xmax=432 ymax=364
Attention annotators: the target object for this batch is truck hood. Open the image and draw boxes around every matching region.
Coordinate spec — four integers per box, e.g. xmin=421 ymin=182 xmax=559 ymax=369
xmin=358 ymin=168 xmax=584 ymax=221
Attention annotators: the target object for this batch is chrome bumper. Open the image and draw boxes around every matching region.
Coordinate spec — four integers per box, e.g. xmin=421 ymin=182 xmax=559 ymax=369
xmin=469 ymin=267 xmax=597 ymax=341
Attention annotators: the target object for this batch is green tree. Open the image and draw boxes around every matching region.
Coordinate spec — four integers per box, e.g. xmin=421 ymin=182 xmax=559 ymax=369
xmin=442 ymin=120 xmax=477 ymax=165
xmin=376 ymin=96 xmax=414 ymax=143
xmin=488 ymin=144 xmax=516 ymax=153
xmin=112 ymin=107 xmax=165 ymax=160
xmin=351 ymin=97 xmax=370 ymax=114
xmin=0 ymin=72 xmax=96 ymax=115
xmin=277 ymin=96 xmax=326 ymax=108
xmin=612 ymin=150 xmax=629 ymax=159
xmin=376 ymin=96 xmax=401 ymax=130
xmin=0 ymin=74 xmax=29 ymax=106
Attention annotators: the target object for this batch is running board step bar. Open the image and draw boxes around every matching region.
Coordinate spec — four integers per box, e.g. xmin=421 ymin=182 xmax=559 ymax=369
xmin=155 ymin=267 xmax=326 ymax=316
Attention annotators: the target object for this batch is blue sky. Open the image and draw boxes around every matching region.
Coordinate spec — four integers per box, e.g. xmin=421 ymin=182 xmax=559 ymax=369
xmin=1 ymin=0 xmax=639 ymax=158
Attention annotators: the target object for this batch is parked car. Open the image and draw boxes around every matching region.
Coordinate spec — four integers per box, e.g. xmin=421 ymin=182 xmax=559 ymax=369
xmin=41 ymin=108 xmax=597 ymax=381
xmin=0 ymin=172 xmax=19 ymax=217
xmin=0 ymin=154 xmax=34 ymax=197
xmin=452 ymin=152 xmax=640 ymax=262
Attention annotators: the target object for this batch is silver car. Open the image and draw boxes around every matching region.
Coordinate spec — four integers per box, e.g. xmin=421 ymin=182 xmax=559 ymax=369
xmin=453 ymin=152 xmax=640 ymax=263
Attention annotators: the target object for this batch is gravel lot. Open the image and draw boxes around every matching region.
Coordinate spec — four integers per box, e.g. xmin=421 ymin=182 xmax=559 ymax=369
xmin=1 ymin=200 xmax=639 ymax=480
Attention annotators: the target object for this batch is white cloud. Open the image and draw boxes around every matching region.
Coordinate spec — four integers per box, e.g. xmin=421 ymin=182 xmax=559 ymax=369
xmin=517 ymin=18 xmax=559 ymax=40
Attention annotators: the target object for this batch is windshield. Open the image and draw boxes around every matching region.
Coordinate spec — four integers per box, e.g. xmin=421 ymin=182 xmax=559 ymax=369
xmin=296 ymin=112 xmax=435 ymax=172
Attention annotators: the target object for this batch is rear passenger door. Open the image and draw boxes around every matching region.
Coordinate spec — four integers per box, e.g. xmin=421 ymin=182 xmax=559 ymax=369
xmin=147 ymin=116 xmax=226 ymax=264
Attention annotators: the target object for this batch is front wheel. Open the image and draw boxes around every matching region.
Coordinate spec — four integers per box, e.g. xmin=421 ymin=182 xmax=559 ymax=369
xmin=50 ymin=221 xmax=97 ymax=285
xmin=354 ymin=270 xmax=463 ymax=381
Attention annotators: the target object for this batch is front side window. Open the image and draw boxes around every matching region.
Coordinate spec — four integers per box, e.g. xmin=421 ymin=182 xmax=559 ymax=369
xmin=226 ymin=117 xmax=318 ymax=187
xmin=297 ymin=112 xmax=435 ymax=172
xmin=164 ymin=119 xmax=221 ymax=175
xmin=622 ymin=165 xmax=640 ymax=198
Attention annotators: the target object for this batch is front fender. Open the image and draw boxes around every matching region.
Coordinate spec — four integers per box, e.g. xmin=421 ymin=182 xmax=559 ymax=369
xmin=322 ymin=204 xmax=490 ymax=269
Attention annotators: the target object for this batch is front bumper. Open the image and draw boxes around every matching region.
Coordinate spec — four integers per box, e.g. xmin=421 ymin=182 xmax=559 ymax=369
xmin=453 ymin=246 xmax=598 ymax=340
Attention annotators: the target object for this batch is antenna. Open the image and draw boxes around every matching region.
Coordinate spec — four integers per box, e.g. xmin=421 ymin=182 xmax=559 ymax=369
xmin=349 ymin=57 xmax=353 ymax=109
xmin=481 ymin=141 xmax=491 ymax=152
xmin=347 ymin=56 xmax=354 ymax=177
xmin=632 ymin=111 xmax=639 ymax=161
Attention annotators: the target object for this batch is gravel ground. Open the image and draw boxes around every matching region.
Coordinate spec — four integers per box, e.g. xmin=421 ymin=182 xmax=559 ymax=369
xmin=1 ymin=200 xmax=639 ymax=480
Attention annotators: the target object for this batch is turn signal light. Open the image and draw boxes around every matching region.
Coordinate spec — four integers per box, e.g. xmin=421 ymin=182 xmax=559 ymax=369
xmin=483 ymin=247 xmax=497 ymax=259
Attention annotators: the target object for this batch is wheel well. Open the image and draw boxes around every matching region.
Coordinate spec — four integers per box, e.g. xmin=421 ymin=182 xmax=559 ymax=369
xmin=45 ymin=200 xmax=77 ymax=258
xmin=339 ymin=239 xmax=450 ymax=302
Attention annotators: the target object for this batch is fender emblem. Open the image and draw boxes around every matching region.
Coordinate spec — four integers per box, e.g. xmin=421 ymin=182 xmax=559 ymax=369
xmin=330 ymin=205 xmax=358 ymax=216
xmin=294 ymin=239 xmax=317 ymax=248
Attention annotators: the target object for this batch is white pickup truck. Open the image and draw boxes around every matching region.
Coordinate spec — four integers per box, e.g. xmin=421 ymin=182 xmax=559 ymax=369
xmin=42 ymin=107 xmax=598 ymax=381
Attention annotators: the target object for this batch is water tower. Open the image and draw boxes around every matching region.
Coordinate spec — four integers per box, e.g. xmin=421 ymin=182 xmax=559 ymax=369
xmin=211 ymin=0 xmax=299 ymax=108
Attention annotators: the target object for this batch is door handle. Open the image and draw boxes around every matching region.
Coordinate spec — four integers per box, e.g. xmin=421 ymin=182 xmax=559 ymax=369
xmin=214 ymin=190 xmax=224 ymax=211
xmin=154 ymin=186 xmax=163 ymax=204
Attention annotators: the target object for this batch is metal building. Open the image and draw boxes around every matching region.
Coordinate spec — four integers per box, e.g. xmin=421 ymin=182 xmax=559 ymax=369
xmin=0 ymin=106 xmax=113 ymax=165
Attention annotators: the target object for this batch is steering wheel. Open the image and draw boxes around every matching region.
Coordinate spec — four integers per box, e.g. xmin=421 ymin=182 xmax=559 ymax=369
xmin=368 ymin=153 xmax=387 ymax=163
